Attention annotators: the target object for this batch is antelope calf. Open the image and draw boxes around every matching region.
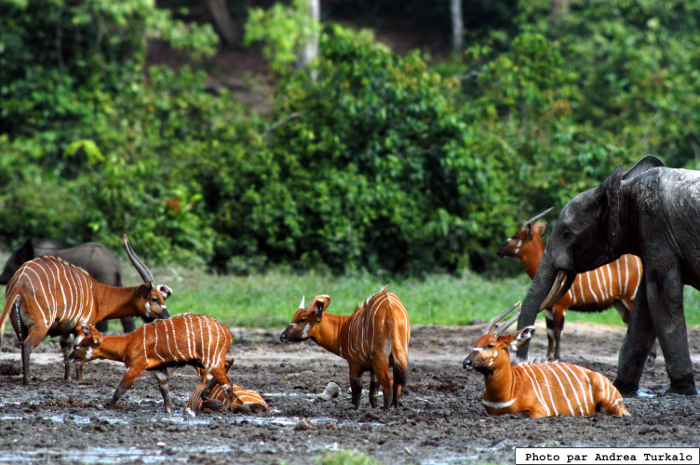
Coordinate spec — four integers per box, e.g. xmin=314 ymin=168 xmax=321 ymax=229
xmin=497 ymin=208 xmax=648 ymax=361
xmin=184 ymin=358 xmax=269 ymax=416
xmin=280 ymin=286 xmax=410 ymax=410
xmin=463 ymin=304 xmax=630 ymax=418
xmin=69 ymin=313 xmax=240 ymax=414
xmin=1 ymin=235 xmax=172 ymax=384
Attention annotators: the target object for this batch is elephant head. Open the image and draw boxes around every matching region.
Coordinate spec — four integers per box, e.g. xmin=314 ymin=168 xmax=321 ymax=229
xmin=516 ymin=155 xmax=665 ymax=359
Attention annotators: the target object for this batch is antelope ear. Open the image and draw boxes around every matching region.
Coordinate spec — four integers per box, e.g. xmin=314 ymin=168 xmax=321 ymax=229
xmin=313 ymin=295 xmax=331 ymax=320
xmin=533 ymin=222 xmax=548 ymax=237
xmin=157 ymin=284 xmax=173 ymax=300
xmin=85 ymin=324 xmax=103 ymax=345
xmin=510 ymin=326 xmax=536 ymax=349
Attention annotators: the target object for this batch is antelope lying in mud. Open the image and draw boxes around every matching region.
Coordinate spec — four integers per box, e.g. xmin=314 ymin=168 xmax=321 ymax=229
xmin=280 ymin=286 xmax=410 ymax=410
xmin=463 ymin=304 xmax=630 ymax=418
xmin=70 ymin=313 xmax=241 ymax=414
xmin=1 ymin=235 xmax=172 ymax=384
xmin=184 ymin=358 xmax=269 ymax=416
xmin=497 ymin=208 xmax=648 ymax=361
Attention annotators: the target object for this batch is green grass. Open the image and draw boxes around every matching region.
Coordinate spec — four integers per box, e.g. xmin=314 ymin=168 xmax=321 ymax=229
xmin=3 ymin=248 xmax=700 ymax=330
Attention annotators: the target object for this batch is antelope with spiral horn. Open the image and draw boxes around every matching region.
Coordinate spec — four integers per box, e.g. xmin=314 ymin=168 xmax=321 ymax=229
xmin=1 ymin=235 xmax=172 ymax=384
xmin=463 ymin=303 xmax=630 ymax=418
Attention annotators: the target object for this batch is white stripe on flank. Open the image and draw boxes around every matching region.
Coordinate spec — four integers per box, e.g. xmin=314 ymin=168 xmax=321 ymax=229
xmin=587 ymin=271 xmax=601 ymax=304
xmin=571 ymin=364 xmax=594 ymax=406
xmin=542 ymin=363 xmax=574 ymax=415
xmin=531 ymin=364 xmax=558 ymax=416
xmin=558 ymin=363 xmax=586 ymax=415
xmin=154 ymin=323 xmax=166 ymax=362
xmin=143 ymin=324 xmax=149 ymax=364
xmin=26 ymin=267 xmax=50 ymax=328
xmin=519 ymin=364 xmax=551 ymax=417
xmin=184 ymin=314 xmax=194 ymax=358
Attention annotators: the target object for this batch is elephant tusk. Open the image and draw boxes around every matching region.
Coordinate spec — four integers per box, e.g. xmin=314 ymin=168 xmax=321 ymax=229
xmin=539 ymin=270 xmax=572 ymax=311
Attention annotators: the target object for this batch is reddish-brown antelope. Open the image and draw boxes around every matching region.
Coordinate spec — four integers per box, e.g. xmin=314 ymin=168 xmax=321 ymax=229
xmin=497 ymin=208 xmax=648 ymax=361
xmin=184 ymin=358 xmax=269 ymax=416
xmin=69 ymin=313 xmax=241 ymax=414
xmin=1 ymin=235 xmax=172 ymax=384
xmin=463 ymin=304 xmax=630 ymax=418
xmin=280 ymin=286 xmax=410 ymax=410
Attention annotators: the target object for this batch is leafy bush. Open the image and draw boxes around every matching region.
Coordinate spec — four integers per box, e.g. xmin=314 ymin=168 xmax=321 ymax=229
xmin=206 ymin=25 xmax=514 ymax=274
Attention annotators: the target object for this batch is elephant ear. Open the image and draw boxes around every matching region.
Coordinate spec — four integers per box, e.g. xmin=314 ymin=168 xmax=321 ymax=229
xmin=622 ymin=155 xmax=664 ymax=180
xmin=600 ymin=165 xmax=624 ymax=247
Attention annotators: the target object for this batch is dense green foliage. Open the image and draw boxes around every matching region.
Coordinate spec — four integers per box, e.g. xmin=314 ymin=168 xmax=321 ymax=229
xmin=2 ymin=0 xmax=700 ymax=276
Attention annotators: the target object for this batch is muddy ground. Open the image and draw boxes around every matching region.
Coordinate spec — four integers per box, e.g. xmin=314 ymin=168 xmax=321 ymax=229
xmin=1 ymin=320 xmax=699 ymax=465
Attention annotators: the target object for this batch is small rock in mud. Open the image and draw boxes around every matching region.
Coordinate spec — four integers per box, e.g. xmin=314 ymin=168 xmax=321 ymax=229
xmin=319 ymin=382 xmax=340 ymax=401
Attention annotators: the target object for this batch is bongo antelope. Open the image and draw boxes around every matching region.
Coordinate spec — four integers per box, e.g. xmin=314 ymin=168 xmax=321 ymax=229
xmin=184 ymin=358 xmax=269 ymax=416
xmin=1 ymin=235 xmax=171 ymax=384
xmin=280 ymin=286 xmax=410 ymax=410
xmin=463 ymin=304 xmax=630 ymax=418
xmin=69 ymin=313 xmax=240 ymax=414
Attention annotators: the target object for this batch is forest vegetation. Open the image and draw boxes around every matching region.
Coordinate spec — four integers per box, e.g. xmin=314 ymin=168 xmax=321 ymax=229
xmin=2 ymin=0 xmax=699 ymax=281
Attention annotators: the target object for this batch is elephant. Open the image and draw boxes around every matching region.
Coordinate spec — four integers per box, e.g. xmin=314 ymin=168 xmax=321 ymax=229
xmin=516 ymin=155 xmax=699 ymax=396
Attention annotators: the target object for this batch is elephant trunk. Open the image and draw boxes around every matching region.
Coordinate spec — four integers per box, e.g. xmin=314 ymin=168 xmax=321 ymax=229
xmin=516 ymin=252 xmax=576 ymax=359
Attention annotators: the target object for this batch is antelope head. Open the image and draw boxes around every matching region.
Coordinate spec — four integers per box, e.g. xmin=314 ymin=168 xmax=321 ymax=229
xmin=279 ymin=295 xmax=331 ymax=343
xmin=124 ymin=235 xmax=172 ymax=321
xmin=463 ymin=303 xmax=535 ymax=373
xmin=496 ymin=207 xmax=553 ymax=259
xmin=69 ymin=325 xmax=104 ymax=364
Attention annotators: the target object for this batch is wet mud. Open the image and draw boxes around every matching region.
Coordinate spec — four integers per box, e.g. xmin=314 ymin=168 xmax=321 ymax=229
xmin=1 ymin=321 xmax=699 ymax=464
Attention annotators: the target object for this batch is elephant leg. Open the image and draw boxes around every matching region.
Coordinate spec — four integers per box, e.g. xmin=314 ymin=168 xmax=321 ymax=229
xmin=613 ymin=300 xmax=656 ymax=364
xmin=614 ymin=278 xmax=656 ymax=395
xmin=646 ymin=268 xmax=695 ymax=395
xmin=94 ymin=320 xmax=108 ymax=333
xmin=120 ymin=317 xmax=136 ymax=333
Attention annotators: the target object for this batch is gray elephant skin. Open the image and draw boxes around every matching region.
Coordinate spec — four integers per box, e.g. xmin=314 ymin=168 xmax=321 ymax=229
xmin=517 ymin=155 xmax=699 ymax=396
xmin=0 ymin=239 xmax=135 ymax=333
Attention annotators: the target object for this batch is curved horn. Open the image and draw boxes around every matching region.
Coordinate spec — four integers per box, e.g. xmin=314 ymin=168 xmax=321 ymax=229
xmin=493 ymin=303 xmax=522 ymax=337
xmin=482 ymin=302 xmax=520 ymax=335
xmin=538 ymin=270 xmax=576 ymax=311
xmin=298 ymin=295 xmax=306 ymax=310
xmin=123 ymin=234 xmax=156 ymax=286
xmin=520 ymin=207 xmax=555 ymax=231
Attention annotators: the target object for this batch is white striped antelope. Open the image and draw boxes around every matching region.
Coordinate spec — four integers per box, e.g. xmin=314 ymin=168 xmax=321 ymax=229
xmin=496 ymin=208 xmax=649 ymax=361
xmin=280 ymin=286 xmax=410 ymax=410
xmin=69 ymin=313 xmax=241 ymax=414
xmin=463 ymin=304 xmax=630 ymax=418
xmin=184 ymin=358 xmax=269 ymax=416
xmin=1 ymin=235 xmax=172 ymax=384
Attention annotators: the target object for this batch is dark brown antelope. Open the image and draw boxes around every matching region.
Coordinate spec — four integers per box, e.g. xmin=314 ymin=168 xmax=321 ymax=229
xmin=1 ymin=235 xmax=172 ymax=384
xmin=184 ymin=358 xmax=269 ymax=416
xmin=497 ymin=208 xmax=647 ymax=361
xmin=463 ymin=304 xmax=630 ymax=418
xmin=70 ymin=313 xmax=240 ymax=414
xmin=280 ymin=286 xmax=410 ymax=410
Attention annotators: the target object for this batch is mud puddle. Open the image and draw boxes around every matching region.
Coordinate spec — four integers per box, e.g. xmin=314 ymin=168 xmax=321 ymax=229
xmin=1 ymin=322 xmax=700 ymax=464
